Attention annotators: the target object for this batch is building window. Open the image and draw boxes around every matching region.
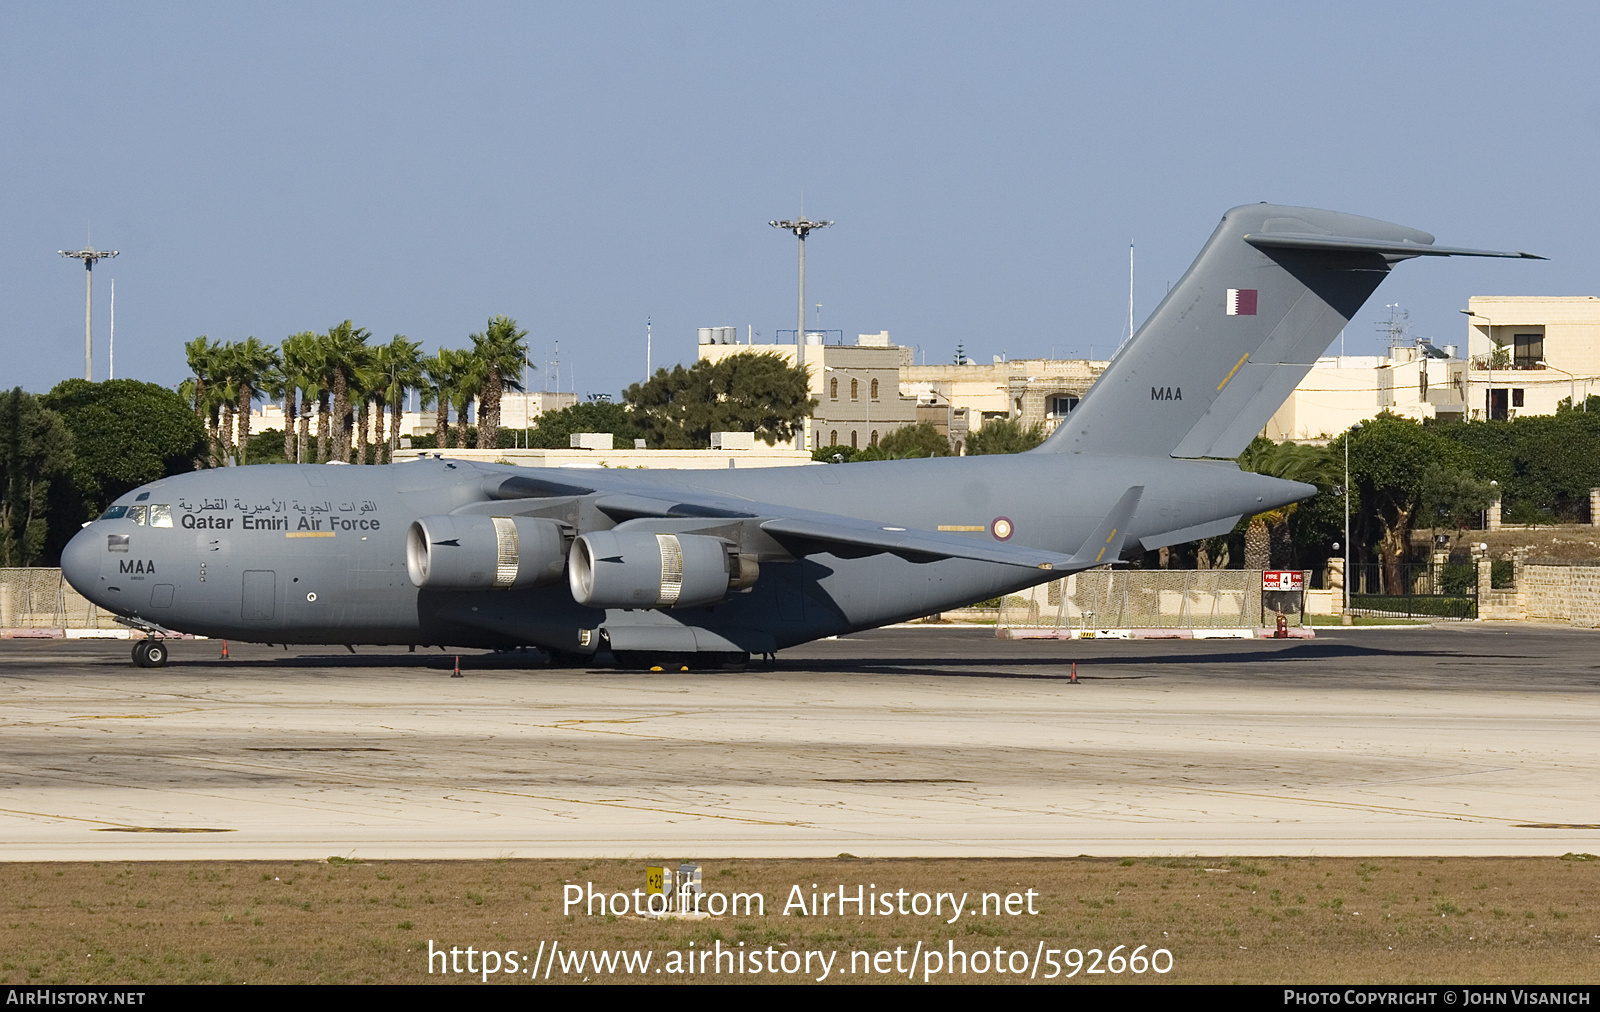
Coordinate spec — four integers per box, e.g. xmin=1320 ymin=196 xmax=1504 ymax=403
xmin=1513 ymin=333 xmax=1543 ymax=369
xmin=870 ymin=430 xmax=879 ymax=446
xmin=1048 ymin=395 xmax=1080 ymax=418
xmin=830 ymin=377 xmax=838 ymax=400
xmin=850 ymin=431 xmax=858 ymax=449
xmin=870 ymin=378 xmax=879 ymax=400
xmin=830 ymin=429 xmax=838 ymax=446
xmin=850 ymin=378 xmax=859 ymax=400
xmin=1512 ymin=388 xmax=1525 ymax=408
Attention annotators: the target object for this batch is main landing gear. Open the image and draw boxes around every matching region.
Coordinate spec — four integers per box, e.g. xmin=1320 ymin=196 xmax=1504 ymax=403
xmin=132 ymin=639 xmax=169 ymax=668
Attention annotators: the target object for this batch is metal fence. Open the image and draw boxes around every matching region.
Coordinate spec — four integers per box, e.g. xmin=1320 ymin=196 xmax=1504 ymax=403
xmin=0 ymin=569 xmax=123 ymax=630
xmin=998 ymin=570 xmax=1287 ymax=631
xmin=1345 ymin=562 xmax=1477 ymax=619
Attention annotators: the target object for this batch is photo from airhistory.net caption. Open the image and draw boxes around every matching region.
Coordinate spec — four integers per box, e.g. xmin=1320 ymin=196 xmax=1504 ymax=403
xmin=0 ymin=856 xmax=1597 ymax=986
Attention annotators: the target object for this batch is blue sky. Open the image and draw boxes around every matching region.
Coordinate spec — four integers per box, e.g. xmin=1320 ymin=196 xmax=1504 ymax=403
xmin=4 ymin=2 xmax=1594 ymax=402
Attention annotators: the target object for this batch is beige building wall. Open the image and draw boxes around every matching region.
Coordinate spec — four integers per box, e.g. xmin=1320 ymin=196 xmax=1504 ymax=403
xmin=700 ymin=337 xmax=918 ymax=451
xmin=1464 ymin=296 xmax=1600 ymax=420
xmin=1266 ymin=348 xmax=1465 ymax=442
xmin=900 ymin=358 xmax=1107 ymax=449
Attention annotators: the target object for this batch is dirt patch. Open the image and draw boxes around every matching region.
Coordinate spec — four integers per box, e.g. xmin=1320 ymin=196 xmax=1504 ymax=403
xmin=1 ymin=856 xmax=1596 ymax=984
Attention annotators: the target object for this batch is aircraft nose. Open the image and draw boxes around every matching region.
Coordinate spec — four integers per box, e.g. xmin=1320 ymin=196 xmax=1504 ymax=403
xmin=60 ymin=526 xmax=103 ymax=598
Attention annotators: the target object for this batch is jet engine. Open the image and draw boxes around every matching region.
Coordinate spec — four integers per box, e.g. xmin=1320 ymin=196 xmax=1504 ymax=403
xmin=567 ymin=531 xmax=757 ymax=609
xmin=406 ymin=515 xmax=573 ymax=591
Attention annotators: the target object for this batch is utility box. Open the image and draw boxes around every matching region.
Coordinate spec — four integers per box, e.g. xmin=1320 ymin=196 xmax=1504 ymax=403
xmin=710 ymin=431 xmax=755 ymax=450
xmin=569 ymin=432 xmax=614 ymax=450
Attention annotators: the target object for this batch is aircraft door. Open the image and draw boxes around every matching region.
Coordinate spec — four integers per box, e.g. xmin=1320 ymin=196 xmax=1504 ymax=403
xmin=242 ymin=570 xmax=277 ymax=622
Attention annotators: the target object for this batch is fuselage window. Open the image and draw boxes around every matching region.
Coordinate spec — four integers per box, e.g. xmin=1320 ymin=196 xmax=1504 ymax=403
xmin=149 ymin=504 xmax=173 ymax=528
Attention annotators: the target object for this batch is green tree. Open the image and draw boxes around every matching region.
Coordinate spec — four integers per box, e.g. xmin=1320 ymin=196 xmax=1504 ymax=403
xmin=280 ymin=331 xmax=323 ymax=463
xmin=623 ymin=352 xmax=814 ymax=449
xmin=878 ymin=421 xmax=953 ymax=458
xmin=0 ymin=389 xmax=74 ymax=566
xmin=1347 ymin=413 xmax=1487 ymax=594
xmin=373 ymin=335 xmax=424 ymax=464
xmin=321 ymin=321 xmax=372 ymax=463
xmin=40 ymin=380 xmax=206 ymax=558
xmin=966 ymin=418 xmax=1046 ymax=455
xmin=183 ymin=335 xmax=227 ymax=466
xmin=1237 ymin=437 xmax=1339 ymax=570
xmin=524 ymin=401 xmax=642 ymax=449
xmin=471 ymin=316 xmax=530 ymax=450
xmin=223 ymin=337 xmax=281 ymax=466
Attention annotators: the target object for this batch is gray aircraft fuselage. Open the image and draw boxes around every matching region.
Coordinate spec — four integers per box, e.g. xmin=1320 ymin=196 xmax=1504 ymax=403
xmin=60 ymin=452 xmax=1304 ymax=657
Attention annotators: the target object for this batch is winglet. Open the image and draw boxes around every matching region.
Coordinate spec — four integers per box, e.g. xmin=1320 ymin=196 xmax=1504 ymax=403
xmin=1068 ymin=486 xmax=1145 ymax=569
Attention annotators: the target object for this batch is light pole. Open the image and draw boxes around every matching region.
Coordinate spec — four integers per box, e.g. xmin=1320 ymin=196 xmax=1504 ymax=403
xmin=770 ymin=214 xmax=832 ymax=449
xmin=59 ymin=245 xmax=119 ymax=381
xmin=1344 ymin=420 xmax=1363 ymax=614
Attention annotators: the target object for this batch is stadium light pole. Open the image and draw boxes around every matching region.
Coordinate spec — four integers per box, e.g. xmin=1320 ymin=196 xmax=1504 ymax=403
xmin=770 ymin=215 xmax=832 ymax=449
xmin=59 ymin=245 xmax=119 ymax=381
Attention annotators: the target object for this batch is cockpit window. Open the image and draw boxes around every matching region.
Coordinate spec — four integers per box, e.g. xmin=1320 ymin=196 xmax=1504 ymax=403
xmin=127 ymin=505 xmax=148 ymax=525
xmin=135 ymin=492 xmax=150 ymax=502
xmin=100 ymin=506 xmax=128 ymax=520
xmin=149 ymin=504 xmax=172 ymax=528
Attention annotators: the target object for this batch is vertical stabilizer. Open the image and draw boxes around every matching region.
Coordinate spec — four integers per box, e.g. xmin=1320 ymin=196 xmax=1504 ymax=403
xmin=1039 ymin=204 xmax=1539 ymax=459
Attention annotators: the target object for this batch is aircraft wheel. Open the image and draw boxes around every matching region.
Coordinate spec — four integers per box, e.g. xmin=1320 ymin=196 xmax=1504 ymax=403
xmin=131 ymin=641 xmax=149 ymax=667
xmin=133 ymin=640 xmax=169 ymax=668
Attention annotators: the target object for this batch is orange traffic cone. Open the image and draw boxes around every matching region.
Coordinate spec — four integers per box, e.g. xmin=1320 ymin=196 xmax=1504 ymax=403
xmin=220 ymin=640 xmax=230 ymax=660
xmin=452 ymin=655 xmax=463 ymax=678
xmin=1069 ymin=660 xmax=1079 ymax=684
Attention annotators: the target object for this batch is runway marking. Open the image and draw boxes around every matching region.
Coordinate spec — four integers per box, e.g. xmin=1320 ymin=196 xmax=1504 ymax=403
xmin=1159 ymin=783 xmax=1537 ymax=825
xmin=96 ymin=826 xmax=233 ymax=833
xmin=0 ymin=805 xmax=153 ymax=829
xmin=162 ymin=754 xmax=807 ymax=828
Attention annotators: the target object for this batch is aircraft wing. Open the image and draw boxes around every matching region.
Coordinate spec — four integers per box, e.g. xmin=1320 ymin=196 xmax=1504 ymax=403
xmin=482 ymin=471 xmax=1144 ymax=572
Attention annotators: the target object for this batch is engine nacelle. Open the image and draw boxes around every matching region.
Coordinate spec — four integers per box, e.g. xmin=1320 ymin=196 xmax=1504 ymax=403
xmin=568 ymin=531 xmax=756 ymax=609
xmin=406 ymin=515 xmax=572 ymax=591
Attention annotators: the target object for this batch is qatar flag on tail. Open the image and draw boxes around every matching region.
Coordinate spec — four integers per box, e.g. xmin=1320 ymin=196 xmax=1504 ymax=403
xmin=1226 ymin=288 xmax=1258 ymax=315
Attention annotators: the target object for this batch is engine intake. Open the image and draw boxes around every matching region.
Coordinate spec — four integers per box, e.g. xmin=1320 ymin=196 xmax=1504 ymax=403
xmin=406 ymin=515 xmax=572 ymax=591
xmin=568 ymin=531 xmax=756 ymax=609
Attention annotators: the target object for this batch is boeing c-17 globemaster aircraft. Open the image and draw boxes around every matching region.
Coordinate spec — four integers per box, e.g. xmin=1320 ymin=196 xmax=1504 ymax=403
xmin=60 ymin=204 xmax=1541 ymax=668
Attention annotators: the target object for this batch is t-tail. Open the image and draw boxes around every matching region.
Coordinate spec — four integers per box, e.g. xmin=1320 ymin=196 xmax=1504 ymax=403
xmin=1040 ymin=204 xmax=1542 ymax=459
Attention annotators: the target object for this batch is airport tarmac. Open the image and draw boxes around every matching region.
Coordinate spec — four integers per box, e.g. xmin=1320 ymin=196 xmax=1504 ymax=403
xmin=0 ymin=625 xmax=1596 ymax=860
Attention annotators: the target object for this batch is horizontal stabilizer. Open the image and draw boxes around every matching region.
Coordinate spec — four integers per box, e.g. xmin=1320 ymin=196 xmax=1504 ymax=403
xmin=1068 ymin=486 xmax=1144 ymax=568
xmin=1243 ymin=232 xmax=1545 ymax=260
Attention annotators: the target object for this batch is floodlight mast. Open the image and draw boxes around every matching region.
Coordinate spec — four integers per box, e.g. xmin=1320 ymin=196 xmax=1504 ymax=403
xmin=769 ymin=215 xmax=831 ymax=449
xmin=59 ymin=245 xmax=119 ymax=381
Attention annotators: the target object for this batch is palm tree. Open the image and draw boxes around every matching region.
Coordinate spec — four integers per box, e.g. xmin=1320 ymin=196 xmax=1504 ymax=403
xmin=322 ymin=321 xmax=372 ymax=463
xmin=421 ymin=349 xmax=455 ymax=448
xmin=227 ymin=337 xmax=281 ymax=466
xmin=280 ymin=331 xmax=322 ymax=463
xmin=373 ymin=335 xmax=424 ymax=464
xmin=448 ymin=348 xmax=481 ymax=451
xmin=184 ymin=336 xmax=226 ymax=467
xmin=1237 ymin=438 xmax=1339 ymax=570
xmin=470 ymin=316 xmax=530 ymax=449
